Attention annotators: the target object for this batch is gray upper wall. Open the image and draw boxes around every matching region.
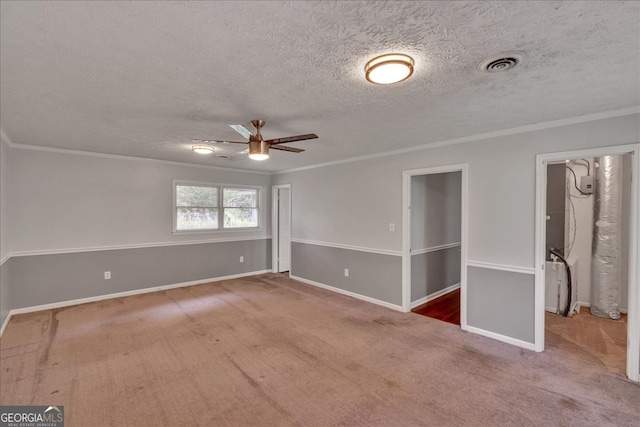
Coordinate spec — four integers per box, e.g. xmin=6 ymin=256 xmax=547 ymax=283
xmin=6 ymin=148 xmax=273 ymax=254
xmin=411 ymin=172 xmax=461 ymax=250
xmin=273 ymin=113 xmax=639 ymax=268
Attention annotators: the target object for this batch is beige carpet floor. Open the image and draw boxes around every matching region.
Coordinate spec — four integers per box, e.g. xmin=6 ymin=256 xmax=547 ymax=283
xmin=1 ymin=273 xmax=639 ymax=426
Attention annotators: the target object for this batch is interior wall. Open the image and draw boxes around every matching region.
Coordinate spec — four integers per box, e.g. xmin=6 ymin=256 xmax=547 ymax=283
xmin=8 ymin=148 xmax=271 ymax=253
xmin=291 ymin=241 xmax=401 ymax=306
xmin=0 ymin=139 xmax=7 ymax=261
xmin=0 ymin=260 xmax=9 ymax=331
xmin=0 ymin=139 xmax=9 ymax=328
xmin=4 ymin=146 xmax=273 ymax=312
xmin=546 ymin=163 xmax=566 ymax=259
xmin=621 ymin=154 xmax=631 ymax=312
xmin=410 ymin=173 xmax=461 ymax=250
xmin=10 ymin=240 xmax=271 ymax=309
xmin=564 ymin=158 xmax=594 ymax=307
xmin=273 ymin=113 xmax=639 ymax=344
xmin=411 ymin=247 xmax=460 ymax=303
xmin=410 ymin=172 xmax=461 ymax=303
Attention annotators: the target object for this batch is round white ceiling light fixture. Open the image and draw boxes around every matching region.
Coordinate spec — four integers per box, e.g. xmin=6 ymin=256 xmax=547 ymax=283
xmin=478 ymin=51 xmax=526 ymax=73
xmin=365 ymin=53 xmax=415 ymax=85
xmin=192 ymin=145 xmax=214 ymax=154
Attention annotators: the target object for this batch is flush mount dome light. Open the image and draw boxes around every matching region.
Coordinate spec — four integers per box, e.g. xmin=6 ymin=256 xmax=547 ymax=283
xmin=365 ymin=53 xmax=414 ymax=84
xmin=192 ymin=145 xmax=214 ymax=154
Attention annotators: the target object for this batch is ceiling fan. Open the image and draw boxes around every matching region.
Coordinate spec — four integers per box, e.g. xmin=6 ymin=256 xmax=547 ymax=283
xmin=192 ymin=120 xmax=318 ymax=161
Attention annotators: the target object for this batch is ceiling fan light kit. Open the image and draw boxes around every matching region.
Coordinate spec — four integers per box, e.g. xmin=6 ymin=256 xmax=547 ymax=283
xmin=249 ymin=139 xmax=270 ymax=161
xmin=365 ymin=53 xmax=414 ymax=84
xmin=191 ymin=145 xmax=214 ymax=154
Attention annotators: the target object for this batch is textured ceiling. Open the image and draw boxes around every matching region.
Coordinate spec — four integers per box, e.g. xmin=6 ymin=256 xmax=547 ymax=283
xmin=1 ymin=1 xmax=639 ymax=172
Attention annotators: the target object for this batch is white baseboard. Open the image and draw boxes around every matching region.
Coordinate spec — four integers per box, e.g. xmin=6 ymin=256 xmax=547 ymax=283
xmin=410 ymin=283 xmax=460 ymax=309
xmin=462 ymin=325 xmax=536 ymax=351
xmin=0 ymin=312 xmax=11 ymax=337
xmin=289 ymin=274 xmax=404 ymax=312
xmin=570 ymin=301 xmax=581 ymax=315
xmin=576 ymin=301 xmax=628 ymax=314
xmin=544 ymin=301 xmax=580 ymax=316
xmin=0 ymin=269 xmax=271 ymax=336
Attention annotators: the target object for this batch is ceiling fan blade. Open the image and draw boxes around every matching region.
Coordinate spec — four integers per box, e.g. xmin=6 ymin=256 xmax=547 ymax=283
xmin=266 ymin=133 xmax=318 ymax=145
xmin=191 ymin=139 xmax=247 ymax=144
xmin=191 ymin=139 xmax=219 ymax=143
xmin=270 ymin=145 xmax=305 ymax=153
xmin=229 ymin=124 xmax=252 ymax=140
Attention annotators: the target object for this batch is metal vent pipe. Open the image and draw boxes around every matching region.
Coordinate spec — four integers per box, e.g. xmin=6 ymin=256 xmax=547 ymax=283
xmin=591 ymin=155 xmax=622 ymax=320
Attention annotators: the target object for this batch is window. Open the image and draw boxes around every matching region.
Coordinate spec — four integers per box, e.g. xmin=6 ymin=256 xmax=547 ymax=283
xmin=223 ymin=188 xmax=259 ymax=228
xmin=175 ymin=184 xmax=219 ymax=231
xmin=174 ymin=182 xmax=259 ymax=232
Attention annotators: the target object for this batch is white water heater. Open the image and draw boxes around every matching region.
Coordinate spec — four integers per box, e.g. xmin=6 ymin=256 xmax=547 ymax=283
xmin=545 ymin=258 xmax=578 ymax=316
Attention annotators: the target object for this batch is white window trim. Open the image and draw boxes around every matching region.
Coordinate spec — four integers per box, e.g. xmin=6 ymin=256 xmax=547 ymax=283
xmin=172 ymin=180 xmax=262 ymax=234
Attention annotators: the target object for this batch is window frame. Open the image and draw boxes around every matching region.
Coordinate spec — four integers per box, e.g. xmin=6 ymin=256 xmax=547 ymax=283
xmin=173 ymin=180 xmax=262 ymax=234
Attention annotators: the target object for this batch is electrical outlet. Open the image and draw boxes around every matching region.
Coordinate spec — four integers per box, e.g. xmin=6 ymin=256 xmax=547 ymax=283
xmin=239 ymin=256 xmax=244 ymax=263
xmin=344 ymin=268 xmax=349 ymax=277
xmin=104 ymin=271 xmax=111 ymax=280
xmin=389 ymin=223 xmax=395 ymax=232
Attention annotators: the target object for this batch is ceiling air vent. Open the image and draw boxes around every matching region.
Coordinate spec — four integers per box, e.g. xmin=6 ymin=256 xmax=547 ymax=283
xmin=216 ymin=154 xmax=232 ymax=159
xmin=478 ymin=51 xmax=525 ymax=73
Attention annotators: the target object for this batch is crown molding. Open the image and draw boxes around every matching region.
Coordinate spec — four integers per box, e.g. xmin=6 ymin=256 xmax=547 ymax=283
xmin=0 ymin=129 xmax=270 ymax=176
xmin=273 ymin=106 xmax=640 ymax=175
xmin=3 ymin=106 xmax=638 ymax=176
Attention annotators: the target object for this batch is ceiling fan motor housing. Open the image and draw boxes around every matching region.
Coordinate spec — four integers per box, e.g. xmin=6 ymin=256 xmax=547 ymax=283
xmin=249 ymin=137 xmax=269 ymax=156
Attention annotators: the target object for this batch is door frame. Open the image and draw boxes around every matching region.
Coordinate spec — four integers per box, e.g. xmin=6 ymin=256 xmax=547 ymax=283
xmin=401 ymin=164 xmax=468 ymax=330
xmin=534 ymin=143 xmax=639 ymax=381
xmin=272 ymin=184 xmax=292 ymax=274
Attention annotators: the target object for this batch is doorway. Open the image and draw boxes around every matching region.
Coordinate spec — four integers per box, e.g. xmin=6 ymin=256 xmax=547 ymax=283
xmin=272 ymin=184 xmax=292 ymax=274
xmin=535 ymin=144 xmax=640 ymax=381
xmin=402 ymin=165 xmax=468 ymax=329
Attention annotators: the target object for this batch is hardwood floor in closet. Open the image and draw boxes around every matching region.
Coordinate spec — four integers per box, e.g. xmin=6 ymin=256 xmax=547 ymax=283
xmin=412 ymin=288 xmax=460 ymax=326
